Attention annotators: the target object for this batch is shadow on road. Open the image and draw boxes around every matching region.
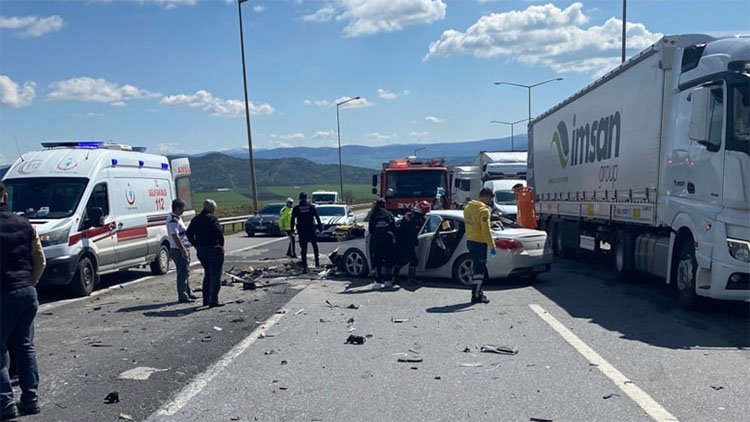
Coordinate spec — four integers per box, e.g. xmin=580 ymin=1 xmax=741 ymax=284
xmin=534 ymin=255 xmax=750 ymax=350
xmin=37 ymin=269 xmax=155 ymax=305
xmin=143 ymin=307 xmax=202 ymax=318
xmin=116 ymin=302 xmax=182 ymax=313
xmin=425 ymin=302 xmax=474 ymax=314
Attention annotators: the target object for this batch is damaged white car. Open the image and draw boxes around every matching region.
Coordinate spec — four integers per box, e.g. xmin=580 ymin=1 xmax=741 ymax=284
xmin=329 ymin=210 xmax=552 ymax=284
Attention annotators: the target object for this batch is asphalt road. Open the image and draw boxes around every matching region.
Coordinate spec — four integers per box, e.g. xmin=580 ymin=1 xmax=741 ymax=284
xmin=10 ymin=231 xmax=750 ymax=422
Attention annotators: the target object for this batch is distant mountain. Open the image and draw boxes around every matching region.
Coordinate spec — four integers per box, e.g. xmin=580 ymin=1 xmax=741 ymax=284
xmin=188 ymin=153 xmax=375 ymax=191
xmin=200 ymin=136 xmax=528 ymax=169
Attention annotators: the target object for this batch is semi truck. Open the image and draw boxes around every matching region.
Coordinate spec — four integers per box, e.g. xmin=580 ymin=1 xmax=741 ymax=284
xmin=451 ymin=165 xmax=481 ymax=205
xmin=528 ymin=34 xmax=750 ymax=307
xmin=473 ymin=151 xmax=528 ymax=181
xmin=372 ymin=157 xmax=451 ymax=214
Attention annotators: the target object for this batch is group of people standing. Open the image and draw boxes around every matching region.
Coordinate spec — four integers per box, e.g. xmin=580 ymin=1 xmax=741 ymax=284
xmin=279 ymin=192 xmax=322 ymax=273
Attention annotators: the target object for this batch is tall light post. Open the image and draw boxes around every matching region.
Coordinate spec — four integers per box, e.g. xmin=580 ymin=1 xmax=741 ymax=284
xmin=237 ymin=0 xmax=258 ymax=212
xmin=336 ymin=96 xmax=360 ymax=200
xmin=621 ymin=0 xmax=627 ymax=63
xmin=414 ymin=146 xmax=426 ymax=157
xmin=490 ymin=118 xmax=529 ymax=151
xmin=494 ymin=78 xmax=563 ymax=123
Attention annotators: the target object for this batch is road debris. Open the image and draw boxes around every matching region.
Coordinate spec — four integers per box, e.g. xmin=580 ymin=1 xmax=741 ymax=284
xmin=104 ymin=391 xmax=120 ymax=404
xmin=259 ymin=332 xmax=276 ymax=339
xmin=319 ymin=318 xmax=330 ymax=323
xmin=434 ymin=376 xmax=442 ymax=380
xmin=530 ymin=418 xmax=553 ymax=422
xmin=480 ymin=344 xmax=518 ymax=355
xmin=602 ymin=393 xmax=620 ymax=399
xmin=213 ymin=326 xmax=223 ymax=331
xmin=118 ymin=367 xmax=168 ymax=381
xmin=711 ymin=385 xmax=724 ymax=391
xmin=347 ymin=317 xmax=355 ymax=323
xmin=201 ymin=335 xmax=212 ymax=343
xmin=397 ymin=357 xmax=423 ymax=363
xmin=119 ymin=413 xmax=134 ymax=421
xmin=345 ymin=335 xmax=366 ymax=345
xmin=281 ymin=360 xmax=288 ymax=365
xmin=391 ymin=318 xmax=409 ymax=323
xmin=462 ymin=347 xmax=472 ymax=353
xmin=264 ymin=350 xmax=276 ymax=355
xmin=294 ymin=308 xmax=305 ymax=315
xmin=458 ymin=363 xmax=483 ymax=368
xmin=347 ymin=304 xmax=360 ymax=310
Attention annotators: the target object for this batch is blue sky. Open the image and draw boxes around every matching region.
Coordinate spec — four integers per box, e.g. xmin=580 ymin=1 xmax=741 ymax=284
xmin=1 ymin=0 xmax=748 ymax=163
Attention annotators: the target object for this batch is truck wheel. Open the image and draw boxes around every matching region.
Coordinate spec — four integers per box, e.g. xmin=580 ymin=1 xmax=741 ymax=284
xmin=150 ymin=243 xmax=170 ymax=275
xmin=674 ymin=240 xmax=702 ymax=309
xmin=452 ymin=254 xmax=474 ymax=286
xmin=555 ymin=225 xmax=575 ymax=259
xmin=71 ymin=256 xmax=97 ymax=297
xmin=343 ymin=249 xmax=369 ymax=278
xmin=614 ymin=231 xmax=634 ymax=282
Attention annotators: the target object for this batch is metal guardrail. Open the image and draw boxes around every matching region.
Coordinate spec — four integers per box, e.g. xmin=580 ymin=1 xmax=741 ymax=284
xmin=219 ymin=215 xmax=251 ymax=233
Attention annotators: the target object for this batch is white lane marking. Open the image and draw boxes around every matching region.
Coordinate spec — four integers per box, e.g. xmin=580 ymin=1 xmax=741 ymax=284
xmin=119 ymin=367 xmax=169 ymax=381
xmin=38 ymin=237 xmax=285 ymax=312
xmin=152 ymin=310 xmax=288 ymax=417
xmin=529 ymin=304 xmax=678 ymax=422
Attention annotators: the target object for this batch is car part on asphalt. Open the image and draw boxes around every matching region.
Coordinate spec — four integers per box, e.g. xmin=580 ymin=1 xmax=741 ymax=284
xmin=345 ymin=335 xmax=366 ymax=345
xmin=480 ymin=344 xmax=518 ymax=355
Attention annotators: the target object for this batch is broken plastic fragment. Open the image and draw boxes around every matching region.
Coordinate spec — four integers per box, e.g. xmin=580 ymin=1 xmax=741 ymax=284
xmin=480 ymin=344 xmax=518 ymax=355
xmin=458 ymin=363 xmax=483 ymax=368
xmin=392 ymin=318 xmax=409 ymax=323
xmin=119 ymin=414 xmax=134 ymax=421
xmin=213 ymin=326 xmax=223 ymax=331
xmin=294 ymin=308 xmax=305 ymax=315
xmin=397 ymin=357 xmax=423 ymax=363
xmin=347 ymin=304 xmax=360 ymax=310
xmin=104 ymin=391 xmax=120 ymax=404
xmin=345 ymin=335 xmax=366 ymax=345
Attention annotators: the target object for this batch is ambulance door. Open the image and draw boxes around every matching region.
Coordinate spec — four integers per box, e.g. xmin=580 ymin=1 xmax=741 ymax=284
xmin=79 ymin=181 xmax=117 ymax=271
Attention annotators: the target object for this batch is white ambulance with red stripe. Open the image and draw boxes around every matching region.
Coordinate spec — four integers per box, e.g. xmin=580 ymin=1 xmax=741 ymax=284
xmin=1 ymin=141 xmax=193 ymax=296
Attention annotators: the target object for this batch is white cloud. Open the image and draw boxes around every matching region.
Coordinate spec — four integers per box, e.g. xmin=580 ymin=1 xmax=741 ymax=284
xmin=111 ymin=101 xmax=127 ymax=107
xmin=0 ymin=75 xmax=36 ymax=108
xmin=48 ymin=77 xmax=160 ymax=105
xmin=271 ymin=133 xmax=306 ymax=141
xmin=425 ymin=115 xmax=443 ymax=123
xmin=377 ymin=88 xmax=410 ymax=100
xmin=303 ymin=0 xmax=446 ymax=37
xmin=410 ymin=131 xmax=429 ymax=137
xmin=276 ymin=142 xmax=294 ymax=148
xmin=253 ymin=5 xmax=265 ymax=12
xmin=312 ymin=130 xmax=335 ymax=140
xmin=424 ymin=2 xmax=662 ymax=74
xmin=304 ymin=96 xmax=372 ymax=108
xmin=160 ymin=90 xmax=275 ymax=117
xmin=91 ymin=0 xmax=197 ymax=9
xmin=302 ymin=6 xmax=336 ymax=22
xmin=368 ymin=132 xmax=395 ymax=141
xmin=155 ymin=142 xmax=187 ymax=155
xmin=87 ymin=112 xmax=105 ymax=117
xmin=0 ymin=15 xmax=63 ymax=38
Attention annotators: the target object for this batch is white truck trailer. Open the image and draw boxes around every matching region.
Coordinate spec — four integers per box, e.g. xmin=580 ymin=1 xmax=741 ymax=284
xmin=451 ymin=165 xmax=481 ymax=205
xmin=528 ymin=34 xmax=749 ymax=307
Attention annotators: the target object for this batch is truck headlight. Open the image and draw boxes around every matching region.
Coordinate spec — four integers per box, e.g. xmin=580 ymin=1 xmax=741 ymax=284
xmin=727 ymin=239 xmax=750 ymax=262
xmin=40 ymin=227 xmax=69 ymax=247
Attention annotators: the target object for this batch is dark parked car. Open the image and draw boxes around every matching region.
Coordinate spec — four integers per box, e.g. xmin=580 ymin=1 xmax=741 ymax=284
xmin=245 ymin=203 xmax=285 ymax=236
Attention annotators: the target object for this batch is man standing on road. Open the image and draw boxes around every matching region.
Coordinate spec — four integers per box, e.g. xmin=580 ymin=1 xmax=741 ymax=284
xmin=393 ymin=210 xmax=420 ymax=286
xmin=368 ymin=199 xmax=397 ymax=289
xmin=186 ymin=199 xmax=225 ymax=308
xmin=279 ymin=198 xmax=296 ymax=258
xmin=291 ymin=193 xmax=322 ymax=273
xmin=167 ymin=199 xmax=198 ymax=303
xmin=463 ymin=188 xmax=496 ymax=304
xmin=1 ymin=181 xmax=46 ymax=419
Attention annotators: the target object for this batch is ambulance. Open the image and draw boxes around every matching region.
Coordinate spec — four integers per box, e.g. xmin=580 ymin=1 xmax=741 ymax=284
xmin=1 ymin=141 xmax=193 ymax=296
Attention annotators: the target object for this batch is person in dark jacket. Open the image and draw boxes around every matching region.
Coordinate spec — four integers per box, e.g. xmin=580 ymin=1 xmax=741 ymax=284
xmin=368 ymin=199 xmax=397 ymax=289
xmin=393 ymin=211 xmax=421 ymax=285
xmin=1 ymin=181 xmax=46 ymax=419
xmin=291 ymin=193 xmax=322 ymax=273
xmin=186 ymin=199 xmax=225 ymax=308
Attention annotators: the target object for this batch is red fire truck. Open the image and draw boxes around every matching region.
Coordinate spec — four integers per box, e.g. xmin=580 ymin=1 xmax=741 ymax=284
xmin=371 ymin=157 xmax=451 ymax=214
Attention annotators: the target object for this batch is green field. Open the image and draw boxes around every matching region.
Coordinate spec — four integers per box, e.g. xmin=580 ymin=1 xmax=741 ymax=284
xmin=193 ymin=184 xmax=374 ymax=217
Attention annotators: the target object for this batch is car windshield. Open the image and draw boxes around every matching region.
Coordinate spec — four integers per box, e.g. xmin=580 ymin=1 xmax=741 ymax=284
xmin=260 ymin=204 xmax=283 ymax=214
xmin=494 ymin=190 xmax=517 ymax=205
xmin=386 ymin=170 xmax=447 ymax=198
xmin=313 ymin=194 xmax=336 ymax=202
xmin=317 ymin=206 xmax=346 ymax=216
xmin=4 ymin=177 xmax=88 ymax=218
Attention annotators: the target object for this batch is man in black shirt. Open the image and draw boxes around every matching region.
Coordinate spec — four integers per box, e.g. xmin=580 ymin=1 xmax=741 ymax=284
xmin=1 ymin=181 xmax=46 ymax=418
xmin=186 ymin=199 xmax=225 ymax=308
xmin=291 ymin=192 xmax=322 ymax=273
xmin=368 ymin=199 xmax=397 ymax=289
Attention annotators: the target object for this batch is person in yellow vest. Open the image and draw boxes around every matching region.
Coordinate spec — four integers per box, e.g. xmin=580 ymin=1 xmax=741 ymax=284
xmin=462 ymin=187 xmax=496 ymax=304
xmin=279 ymin=198 xmax=296 ymax=258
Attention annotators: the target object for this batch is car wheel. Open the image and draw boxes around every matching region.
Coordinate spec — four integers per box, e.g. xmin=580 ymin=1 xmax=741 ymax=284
xmin=71 ymin=256 xmax=97 ymax=297
xmin=343 ymin=249 xmax=369 ymax=278
xmin=452 ymin=253 xmax=474 ymax=286
xmin=150 ymin=243 xmax=170 ymax=275
xmin=675 ymin=240 xmax=702 ymax=309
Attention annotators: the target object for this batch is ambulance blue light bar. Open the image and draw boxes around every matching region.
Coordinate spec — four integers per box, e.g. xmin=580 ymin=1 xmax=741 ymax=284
xmin=41 ymin=141 xmax=105 ymax=149
xmin=161 ymin=163 xmax=169 ymax=170
xmin=132 ymin=147 xmax=148 ymax=152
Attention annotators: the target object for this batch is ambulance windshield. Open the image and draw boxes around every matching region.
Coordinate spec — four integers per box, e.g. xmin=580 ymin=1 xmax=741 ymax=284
xmin=3 ymin=177 xmax=88 ymax=219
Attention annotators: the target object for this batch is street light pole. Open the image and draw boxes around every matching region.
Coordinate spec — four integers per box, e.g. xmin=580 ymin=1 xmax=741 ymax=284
xmin=491 ymin=118 xmax=528 ymax=151
xmin=237 ymin=0 xmax=258 ymax=212
xmin=414 ymin=146 xmax=426 ymax=157
xmin=335 ymin=96 xmax=360 ymax=200
xmin=621 ymin=0 xmax=627 ymax=63
xmin=494 ymin=78 xmax=564 ymax=123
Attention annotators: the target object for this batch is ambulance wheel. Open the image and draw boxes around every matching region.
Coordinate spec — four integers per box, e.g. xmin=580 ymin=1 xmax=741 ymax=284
xmin=150 ymin=243 xmax=171 ymax=275
xmin=71 ymin=256 xmax=97 ymax=297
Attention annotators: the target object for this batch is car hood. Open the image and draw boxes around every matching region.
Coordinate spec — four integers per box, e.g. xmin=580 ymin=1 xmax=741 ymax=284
xmin=248 ymin=214 xmax=279 ymax=221
xmin=494 ymin=204 xmax=518 ymax=215
xmin=320 ymin=215 xmax=348 ymax=225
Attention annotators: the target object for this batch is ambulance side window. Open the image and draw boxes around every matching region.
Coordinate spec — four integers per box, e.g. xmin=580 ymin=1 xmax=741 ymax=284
xmin=81 ymin=183 xmax=109 ymax=230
